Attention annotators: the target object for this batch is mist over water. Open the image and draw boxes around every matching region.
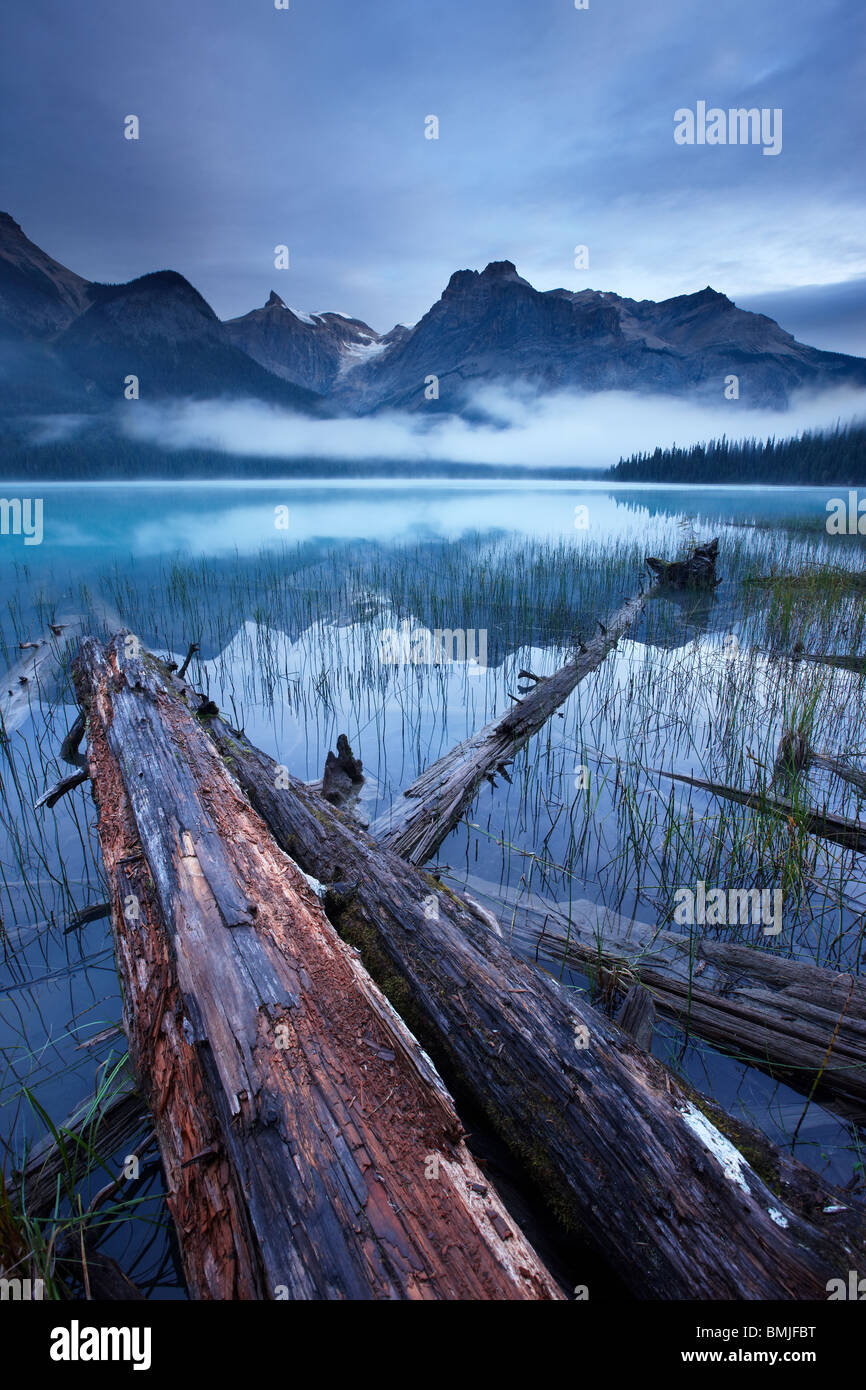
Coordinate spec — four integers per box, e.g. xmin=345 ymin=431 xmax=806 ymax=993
xmin=32 ymin=384 xmax=866 ymax=471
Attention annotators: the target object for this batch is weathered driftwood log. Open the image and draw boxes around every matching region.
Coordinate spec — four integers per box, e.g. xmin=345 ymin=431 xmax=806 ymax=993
xmin=371 ymin=587 xmax=654 ymax=864
xmin=203 ymin=706 xmax=866 ymax=1299
xmin=653 ymin=766 xmax=866 ymax=854
xmin=73 ymin=634 xmax=560 ymax=1302
xmin=645 ymin=538 xmax=720 ymax=589
xmin=474 ymin=877 xmax=866 ymax=1115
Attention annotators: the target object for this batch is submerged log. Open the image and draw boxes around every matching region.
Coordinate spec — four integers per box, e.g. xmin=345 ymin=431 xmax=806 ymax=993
xmin=746 ymin=570 xmax=866 ymax=593
xmin=73 ymin=634 xmax=560 ymax=1302
xmin=808 ymin=749 xmax=866 ymax=798
xmin=645 ymin=538 xmax=720 ymax=589
xmin=371 ymin=586 xmax=654 ymax=864
xmin=0 ymin=621 xmax=83 ymax=738
xmin=15 ymin=1087 xmax=151 ymax=1219
xmin=653 ymin=765 xmax=866 ymax=855
xmin=63 ymin=1244 xmax=146 ymax=1301
xmin=787 ymin=650 xmax=866 ymax=677
xmin=476 ymin=877 xmax=866 ymax=1115
xmin=202 ymin=702 xmax=866 ymax=1299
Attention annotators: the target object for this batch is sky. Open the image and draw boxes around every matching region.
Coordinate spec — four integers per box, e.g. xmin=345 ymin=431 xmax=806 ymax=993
xmin=2 ymin=0 xmax=865 ymax=350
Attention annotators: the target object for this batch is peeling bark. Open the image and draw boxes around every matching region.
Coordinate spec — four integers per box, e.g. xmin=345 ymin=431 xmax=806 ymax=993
xmin=73 ymin=634 xmax=560 ymax=1302
xmin=202 ymin=700 xmax=866 ymax=1299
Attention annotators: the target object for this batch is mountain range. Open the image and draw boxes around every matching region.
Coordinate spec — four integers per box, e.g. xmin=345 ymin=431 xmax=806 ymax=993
xmin=2 ymin=211 xmax=865 ymax=422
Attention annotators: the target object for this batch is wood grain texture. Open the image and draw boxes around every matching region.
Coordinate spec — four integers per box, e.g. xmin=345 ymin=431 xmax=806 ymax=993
xmin=205 ymin=708 xmax=866 ymax=1300
xmin=74 ymin=634 xmax=560 ymax=1302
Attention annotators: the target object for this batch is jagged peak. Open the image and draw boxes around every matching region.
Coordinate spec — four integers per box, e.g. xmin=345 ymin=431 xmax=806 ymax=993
xmin=266 ymin=290 xmax=287 ymax=309
xmin=444 ymin=268 xmax=478 ymax=294
xmin=659 ymin=285 xmax=733 ymax=310
xmin=480 ymin=259 xmax=521 ymax=280
xmin=443 ymin=260 xmax=533 ymax=297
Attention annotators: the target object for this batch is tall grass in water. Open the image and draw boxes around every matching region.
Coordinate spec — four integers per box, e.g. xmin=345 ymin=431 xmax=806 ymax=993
xmin=1 ymin=508 xmax=864 ymax=1285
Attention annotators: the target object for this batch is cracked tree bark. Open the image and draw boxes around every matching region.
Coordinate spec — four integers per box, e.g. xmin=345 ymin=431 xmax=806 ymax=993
xmin=200 ymin=686 xmax=866 ymax=1299
xmin=73 ymin=634 xmax=560 ymax=1302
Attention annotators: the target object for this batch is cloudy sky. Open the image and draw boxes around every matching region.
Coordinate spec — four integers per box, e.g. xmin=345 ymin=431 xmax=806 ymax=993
xmin=2 ymin=0 xmax=864 ymax=350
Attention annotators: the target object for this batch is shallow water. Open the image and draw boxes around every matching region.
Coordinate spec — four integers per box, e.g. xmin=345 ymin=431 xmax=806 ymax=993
xmin=1 ymin=477 xmax=863 ymax=1296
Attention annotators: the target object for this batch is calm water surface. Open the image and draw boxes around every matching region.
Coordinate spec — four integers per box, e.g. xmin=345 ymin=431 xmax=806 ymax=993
xmin=1 ymin=479 xmax=861 ymax=1297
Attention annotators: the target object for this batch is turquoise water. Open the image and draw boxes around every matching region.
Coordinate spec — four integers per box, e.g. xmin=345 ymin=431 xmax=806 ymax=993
xmin=1 ymin=478 xmax=863 ymax=1297
xmin=0 ymin=477 xmax=843 ymax=565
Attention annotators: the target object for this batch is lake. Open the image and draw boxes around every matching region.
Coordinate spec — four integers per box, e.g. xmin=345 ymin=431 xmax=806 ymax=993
xmin=1 ymin=477 xmax=863 ymax=1297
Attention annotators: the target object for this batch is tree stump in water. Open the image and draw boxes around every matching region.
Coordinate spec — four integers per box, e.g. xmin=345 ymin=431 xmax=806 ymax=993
xmin=322 ymin=734 xmax=364 ymax=805
xmin=645 ymin=538 xmax=720 ymax=588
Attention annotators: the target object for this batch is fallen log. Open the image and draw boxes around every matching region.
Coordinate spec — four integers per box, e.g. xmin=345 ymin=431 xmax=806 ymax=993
xmin=464 ymin=875 xmax=866 ymax=1115
xmin=652 ymin=766 xmax=866 ymax=854
xmin=808 ymin=750 xmax=866 ymax=798
xmin=73 ymin=634 xmax=560 ymax=1301
xmin=746 ymin=570 xmax=866 ymax=593
xmin=773 ymin=732 xmax=866 ymax=800
xmin=371 ymin=586 xmax=654 ymax=864
xmin=789 ymin=651 xmax=866 ymax=677
xmin=202 ymin=695 xmax=866 ymax=1298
